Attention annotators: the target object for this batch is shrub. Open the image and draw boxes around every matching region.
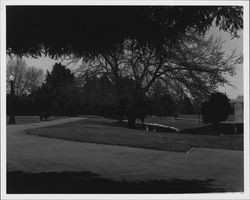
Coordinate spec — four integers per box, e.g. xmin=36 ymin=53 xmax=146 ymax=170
xmin=201 ymin=92 xmax=232 ymax=124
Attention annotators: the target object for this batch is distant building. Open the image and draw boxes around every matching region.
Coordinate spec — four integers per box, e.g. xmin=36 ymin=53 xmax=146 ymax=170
xmin=229 ymin=99 xmax=243 ymax=122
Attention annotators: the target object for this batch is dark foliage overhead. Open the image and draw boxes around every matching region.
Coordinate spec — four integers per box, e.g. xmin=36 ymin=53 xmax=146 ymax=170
xmin=7 ymin=6 xmax=243 ymax=58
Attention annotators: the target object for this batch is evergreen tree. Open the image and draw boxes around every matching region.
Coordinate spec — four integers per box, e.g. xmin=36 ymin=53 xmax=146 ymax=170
xmin=201 ymin=92 xmax=232 ymax=124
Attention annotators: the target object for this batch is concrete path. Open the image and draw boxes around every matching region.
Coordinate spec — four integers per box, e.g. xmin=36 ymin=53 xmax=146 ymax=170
xmin=7 ymin=117 xmax=244 ymax=192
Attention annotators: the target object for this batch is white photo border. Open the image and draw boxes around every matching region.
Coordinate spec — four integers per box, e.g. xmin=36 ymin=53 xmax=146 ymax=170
xmin=1 ymin=1 xmax=249 ymax=199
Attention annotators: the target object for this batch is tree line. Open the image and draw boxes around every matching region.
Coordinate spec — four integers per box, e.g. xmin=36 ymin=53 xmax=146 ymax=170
xmin=7 ymin=61 xmax=196 ymax=119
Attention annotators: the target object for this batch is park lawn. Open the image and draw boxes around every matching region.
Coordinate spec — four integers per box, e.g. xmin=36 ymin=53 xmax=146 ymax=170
xmin=25 ymin=117 xmax=243 ymax=152
xmin=7 ymin=116 xmax=67 ymax=125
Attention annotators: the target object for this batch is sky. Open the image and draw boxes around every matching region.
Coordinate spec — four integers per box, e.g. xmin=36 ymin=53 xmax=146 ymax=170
xmin=22 ymin=26 xmax=243 ymax=100
xmin=206 ymin=27 xmax=243 ymax=99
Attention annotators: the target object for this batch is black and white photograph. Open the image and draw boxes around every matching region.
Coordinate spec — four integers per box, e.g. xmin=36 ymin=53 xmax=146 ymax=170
xmin=1 ymin=1 xmax=249 ymax=199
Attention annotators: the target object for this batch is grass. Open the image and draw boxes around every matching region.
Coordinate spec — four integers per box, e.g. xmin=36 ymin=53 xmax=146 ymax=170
xmin=25 ymin=117 xmax=243 ymax=152
xmin=7 ymin=171 xmax=225 ymax=193
xmin=7 ymin=116 xmax=67 ymax=125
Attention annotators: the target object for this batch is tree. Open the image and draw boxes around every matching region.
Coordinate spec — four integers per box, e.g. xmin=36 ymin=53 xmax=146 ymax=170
xmin=153 ymin=94 xmax=176 ymax=117
xmin=77 ymin=33 xmax=242 ymax=128
xmin=150 ymin=81 xmax=176 ymax=117
xmin=7 ymin=6 xmax=242 ymax=58
xmin=201 ymin=92 xmax=232 ymax=124
xmin=77 ymin=73 xmax=116 ymax=116
xmin=181 ymin=96 xmax=194 ymax=114
xmin=41 ymin=63 xmax=76 ymax=116
xmin=7 ymin=57 xmax=44 ymax=96
xmin=32 ymin=85 xmax=54 ymax=116
xmin=25 ymin=66 xmax=44 ymax=93
xmin=45 ymin=63 xmax=75 ymax=90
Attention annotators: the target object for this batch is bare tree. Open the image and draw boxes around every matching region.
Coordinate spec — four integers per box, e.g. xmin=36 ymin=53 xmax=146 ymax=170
xmin=25 ymin=66 xmax=44 ymax=93
xmin=77 ymin=34 xmax=242 ymax=127
xmin=7 ymin=57 xmax=44 ymax=96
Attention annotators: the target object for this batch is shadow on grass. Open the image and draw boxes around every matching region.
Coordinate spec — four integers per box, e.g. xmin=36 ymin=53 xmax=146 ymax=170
xmin=180 ymin=123 xmax=243 ymax=135
xmin=7 ymin=171 xmax=225 ymax=194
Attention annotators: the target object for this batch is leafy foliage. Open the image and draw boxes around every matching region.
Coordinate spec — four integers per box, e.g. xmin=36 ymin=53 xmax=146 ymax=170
xmin=34 ymin=63 xmax=77 ymax=116
xmin=77 ymin=74 xmax=117 ymax=117
xmin=45 ymin=63 xmax=75 ymax=90
xmin=7 ymin=6 xmax=243 ymax=58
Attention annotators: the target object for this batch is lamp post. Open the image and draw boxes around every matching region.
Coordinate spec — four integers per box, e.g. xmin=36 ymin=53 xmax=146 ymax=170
xmin=8 ymin=75 xmax=16 ymax=124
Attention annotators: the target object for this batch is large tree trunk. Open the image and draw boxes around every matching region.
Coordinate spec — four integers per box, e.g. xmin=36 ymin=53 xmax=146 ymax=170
xmin=127 ymin=94 xmax=139 ymax=129
xmin=127 ymin=87 xmax=146 ymax=129
xmin=117 ymin=95 xmax=125 ymax=124
xmin=115 ymin=85 xmax=125 ymax=124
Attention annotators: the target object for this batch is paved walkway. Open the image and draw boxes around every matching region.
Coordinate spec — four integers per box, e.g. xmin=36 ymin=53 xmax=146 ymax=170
xmin=7 ymin=117 xmax=244 ymax=192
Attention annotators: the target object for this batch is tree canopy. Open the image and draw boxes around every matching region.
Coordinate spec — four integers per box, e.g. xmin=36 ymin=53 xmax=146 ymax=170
xmin=7 ymin=6 xmax=243 ymax=58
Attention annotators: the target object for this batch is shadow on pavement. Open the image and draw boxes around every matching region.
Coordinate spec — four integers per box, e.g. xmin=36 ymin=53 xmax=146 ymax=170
xmin=7 ymin=171 xmax=226 ymax=194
